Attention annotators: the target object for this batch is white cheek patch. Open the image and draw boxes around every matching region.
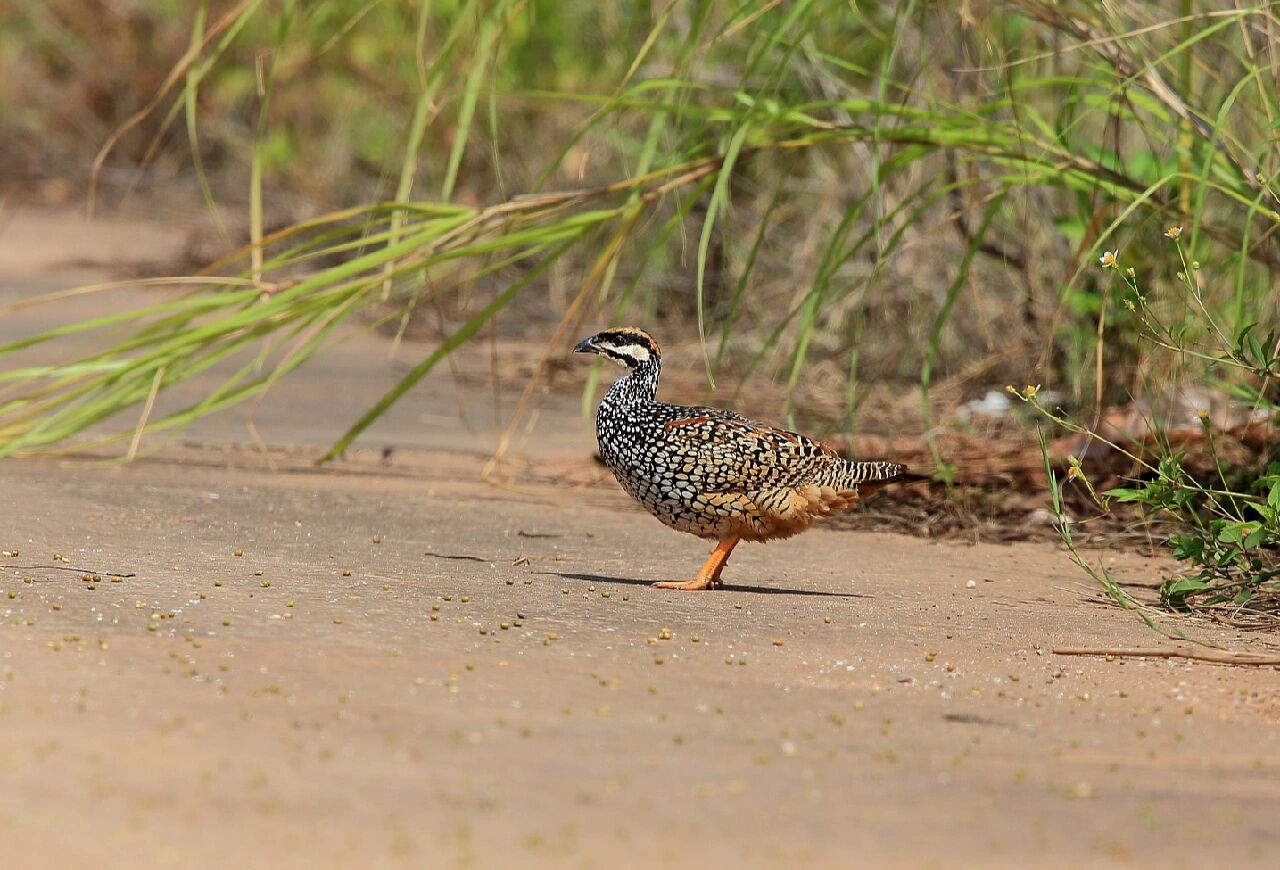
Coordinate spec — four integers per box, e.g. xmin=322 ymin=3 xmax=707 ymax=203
xmin=619 ymin=345 xmax=650 ymax=364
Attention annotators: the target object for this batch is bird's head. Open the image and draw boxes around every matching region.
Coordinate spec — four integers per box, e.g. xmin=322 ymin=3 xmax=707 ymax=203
xmin=573 ymin=327 xmax=661 ymax=369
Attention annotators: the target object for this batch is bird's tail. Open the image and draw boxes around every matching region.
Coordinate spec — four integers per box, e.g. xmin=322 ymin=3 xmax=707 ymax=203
xmin=840 ymin=460 xmax=931 ymax=490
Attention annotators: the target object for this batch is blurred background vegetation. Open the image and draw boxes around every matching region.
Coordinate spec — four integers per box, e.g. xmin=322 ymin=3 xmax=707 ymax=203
xmin=2 ymin=1 xmax=1279 ymax=613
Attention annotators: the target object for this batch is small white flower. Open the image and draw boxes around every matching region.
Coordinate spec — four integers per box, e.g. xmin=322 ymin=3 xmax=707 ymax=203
xmin=1164 ymin=226 xmax=1183 ymax=239
xmin=1099 ymin=250 xmax=1118 ymax=268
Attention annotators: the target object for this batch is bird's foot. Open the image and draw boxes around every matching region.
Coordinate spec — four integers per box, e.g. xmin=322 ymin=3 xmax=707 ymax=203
xmin=653 ymin=537 xmax=740 ymax=591
xmin=653 ymin=576 xmax=722 ymax=591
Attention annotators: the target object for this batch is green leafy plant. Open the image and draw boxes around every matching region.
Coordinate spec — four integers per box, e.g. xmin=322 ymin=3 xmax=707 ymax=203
xmin=1017 ymin=231 xmax=1280 ymax=622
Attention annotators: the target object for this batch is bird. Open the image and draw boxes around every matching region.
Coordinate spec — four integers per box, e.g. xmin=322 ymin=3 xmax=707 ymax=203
xmin=573 ymin=326 xmax=927 ymax=590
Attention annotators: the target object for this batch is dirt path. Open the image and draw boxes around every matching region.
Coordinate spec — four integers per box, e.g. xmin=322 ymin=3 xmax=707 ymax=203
xmin=2 ymin=207 xmax=1280 ymax=868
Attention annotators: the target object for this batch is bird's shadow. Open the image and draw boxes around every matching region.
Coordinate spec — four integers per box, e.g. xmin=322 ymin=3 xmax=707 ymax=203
xmin=547 ymin=572 xmax=870 ymax=599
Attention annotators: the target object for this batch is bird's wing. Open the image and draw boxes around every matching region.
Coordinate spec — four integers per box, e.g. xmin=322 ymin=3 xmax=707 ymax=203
xmin=663 ymin=409 xmax=843 ymax=493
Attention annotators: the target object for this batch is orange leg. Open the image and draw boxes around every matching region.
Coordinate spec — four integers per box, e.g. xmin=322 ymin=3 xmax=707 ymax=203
xmin=655 ymin=537 xmax=740 ymax=591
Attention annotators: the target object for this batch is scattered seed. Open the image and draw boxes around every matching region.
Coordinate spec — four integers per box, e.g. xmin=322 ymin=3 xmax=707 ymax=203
xmin=823 ymin=616 xmax=832 ymax=624
xmin=260 ymin=580 xmax=270 ymax=588
xmin=506 ymin=579 xmax=515 ymax=586
xmin=691 ymin=635 xmax=701 ymax=643
xmin=51 ymin=603 xmax=61 ymax=611
xmin=500 ymin=622 xmax=510 ymax=630
xmin=601 ymin=591 xmax=611 ymax=599
xmin=253 ymin=570 xmax=264 ymax=576
xmin=342 ymin=569 xmax=352 ymax=577
xmin=285 ymin=599 xmax=294 ymax=608
xmin=546 ymin=632 xmax=559 ymax=641
xmin=772 ymin=639 xmax=784 ymax=647
xmin=654 ymin=657 xmax=664 ymax=665
xmin=213 ymin=580 xmax=222 ymax=588
xmin=333 ymin=618 xmax=343 ymax=625
xmin=560 ymin=588 xmax=569 ymax=595
xmin=233 ymin=549 xmax=243 ymax=557
xmin=925 ymin=651 xmax=938 ymax=662
xmin=430 ymin=614 xmax=439 ymax=622
xmin=461 ymin=595 xmax=470 ymax=603
xmin=372 ymin=535 xmax=382 ymax=544
xmin=221 ymin=618 xmax=230 ymax=626
xmin=658 ymin=628 xmax=672 ymax=640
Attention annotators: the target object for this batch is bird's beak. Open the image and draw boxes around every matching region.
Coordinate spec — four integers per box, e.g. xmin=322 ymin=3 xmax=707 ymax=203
xmin=573 ymin=337 xmax=597 ymax=355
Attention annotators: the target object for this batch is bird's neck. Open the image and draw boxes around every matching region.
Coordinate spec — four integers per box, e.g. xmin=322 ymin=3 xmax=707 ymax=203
xmin=604 ymin=360 xmax=659 ymax=408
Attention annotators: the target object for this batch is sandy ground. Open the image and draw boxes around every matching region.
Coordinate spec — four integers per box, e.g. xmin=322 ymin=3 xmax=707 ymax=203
xmin=2 ymin=206 xmax=1280 ymax=869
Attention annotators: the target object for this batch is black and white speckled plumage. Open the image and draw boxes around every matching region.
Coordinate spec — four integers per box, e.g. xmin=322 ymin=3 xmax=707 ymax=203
xmin=575 ymin=327 xmax=917 ymax=543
